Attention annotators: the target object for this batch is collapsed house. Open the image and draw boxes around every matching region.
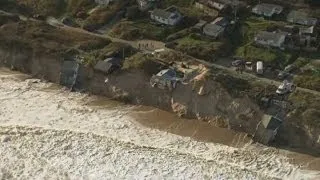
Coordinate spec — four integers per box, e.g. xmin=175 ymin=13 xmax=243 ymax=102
xmin=60 ymin=59 xmax=81 ymax=90
xmin=253 ymin=115 xmax=283 ymax=144
xmin=150 ymin=69 xmax=180 ymax=91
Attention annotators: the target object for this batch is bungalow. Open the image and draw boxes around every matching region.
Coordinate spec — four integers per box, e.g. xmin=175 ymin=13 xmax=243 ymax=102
xmin=150 ymin=6 xmax=183 ymax=26
xmin=203 ymin=23 xmax=225 ymax=39
xmin=253 ymin=115 xmax=282 ymax=144
xmin=94 ymin=57 xmax=122 ymax=75
xmin=254 ymin=31 xmax=287 ymax=50
xmin=287 ymin=11 xmax=318 ymax=26
xmin=252 ymin=3 xmax=283 ymax=18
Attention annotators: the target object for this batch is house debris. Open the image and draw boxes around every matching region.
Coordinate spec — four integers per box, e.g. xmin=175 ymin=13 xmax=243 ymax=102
xmin=254 ymin=31 xmax=287 ymax=50
xmin=253 ymin=114 xmax=283 ymax=144
xmin=150 ymin=6 xmax=183 ymax=26
xmin=94 ymin=57 xmax=122 ymax=75
xmin=252 ymin=3 xmax=283 ymax=18
xmin=287 ymin=11 xmax=318 ymax=26
xmin=150 ymin=69 xmax=180 ymax=91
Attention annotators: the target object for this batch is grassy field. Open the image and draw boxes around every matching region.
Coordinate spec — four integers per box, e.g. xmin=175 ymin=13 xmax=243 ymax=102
xmin=175 ymin=35 xmax=231 ymax=61
xmin=110 ymin=20 xmax=182 ymax=41
xmin=122 ymin=53 xmax=161 ymax=75
xmin=14 ymin=0 xmax=67 ymax=16
xmin=0 ymin=19 xmax=111 ymax=56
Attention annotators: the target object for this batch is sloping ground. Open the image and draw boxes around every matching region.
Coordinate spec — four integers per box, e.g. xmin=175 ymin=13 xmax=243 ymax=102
xmin=0 ymin=74 xmax=319 ymax=179
xmin=0 ymin=15 xmax=319 ymax=153
xmin=0 ymin=20 xmax=111 ymax=54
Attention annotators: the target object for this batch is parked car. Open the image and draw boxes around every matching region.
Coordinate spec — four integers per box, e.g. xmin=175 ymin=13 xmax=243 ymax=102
xmin=232 ymin=60 xmax=245 ymax=67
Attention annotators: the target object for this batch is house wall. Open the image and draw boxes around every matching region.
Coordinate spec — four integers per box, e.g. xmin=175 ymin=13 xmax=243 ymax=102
xmin=151 ymin=14 xmax=169 ymax=25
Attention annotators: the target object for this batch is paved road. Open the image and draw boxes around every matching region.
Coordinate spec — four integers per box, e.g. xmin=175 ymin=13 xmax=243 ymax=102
xmin=2 ymin=10 xmax=319 ymax=96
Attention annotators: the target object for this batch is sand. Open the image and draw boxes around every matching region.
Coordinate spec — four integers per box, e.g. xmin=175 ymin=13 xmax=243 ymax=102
xmin=0 ymin=68 xmax=319 ymax=179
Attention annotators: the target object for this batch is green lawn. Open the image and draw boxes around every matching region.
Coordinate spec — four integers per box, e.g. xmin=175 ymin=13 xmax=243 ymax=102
xmin=110 ymin=20 xmax=182 ymax=41
xmin=234 ymin=16 xmax=291 ymax=64
xmin=235 ymin=45 xmax=291 ymax=64
xmin=175 ymin=36 xmax=229 ymax=60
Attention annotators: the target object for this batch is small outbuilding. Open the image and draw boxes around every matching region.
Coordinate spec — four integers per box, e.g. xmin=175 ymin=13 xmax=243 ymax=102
xmin=203 ymin=23 xmax=225 ymax=39
xmin=94 ymin=57 xmax=122 ymax=75
xmin=193 ymin=20 xmax=207 ymax=31
xmin=253 ymin=115 xmax=283 ymax=144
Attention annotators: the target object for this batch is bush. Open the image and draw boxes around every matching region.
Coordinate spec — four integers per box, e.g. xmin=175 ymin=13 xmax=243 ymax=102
xmin=294 ymin=75 xmax=320 ymax=91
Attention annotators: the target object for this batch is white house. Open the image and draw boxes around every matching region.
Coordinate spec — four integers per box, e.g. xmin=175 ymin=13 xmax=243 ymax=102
xmin=252 ymin=3 xmax=283 ymax=18
xmin=150 ymin=7 xmax=183 ymax=26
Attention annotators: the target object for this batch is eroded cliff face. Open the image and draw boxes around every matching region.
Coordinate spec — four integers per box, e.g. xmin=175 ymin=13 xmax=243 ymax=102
xmin=0 ymin=46 xmax=262 ymax=131
xmin=0 ymin=46 xmax=319 ymax=153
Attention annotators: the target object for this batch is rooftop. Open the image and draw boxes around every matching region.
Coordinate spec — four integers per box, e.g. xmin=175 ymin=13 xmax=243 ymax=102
xmin=203 ymin=23 xmax=225 ymax=37
xmin=252 ymin=3 xmax=283 ymax=16
xmin=152 ymin=9 xmax=172 ymax=19
xmin=194 ymin=20 xmax=207 ymax=29
xmin=261 ymin=115 xmax=282 ymax=130
xmin=255 ymin=31 xmax=287 ymax=42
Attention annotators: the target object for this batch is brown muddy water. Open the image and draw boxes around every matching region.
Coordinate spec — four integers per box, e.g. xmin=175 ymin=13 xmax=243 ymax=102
xmin=87 ymin=85 xmax=320 ymax=172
